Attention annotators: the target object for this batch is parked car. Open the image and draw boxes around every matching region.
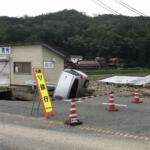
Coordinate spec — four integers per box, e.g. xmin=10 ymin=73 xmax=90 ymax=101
xmin=53 ymin=69 xmax=89 ymax=99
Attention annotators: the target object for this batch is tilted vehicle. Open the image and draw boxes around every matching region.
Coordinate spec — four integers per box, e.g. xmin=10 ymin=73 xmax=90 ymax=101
xmin=53 ymin=69 xmax=89 ymax=99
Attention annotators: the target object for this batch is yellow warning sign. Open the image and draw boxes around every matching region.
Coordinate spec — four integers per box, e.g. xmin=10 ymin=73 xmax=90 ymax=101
xmin=32 ymin=67 xmax=54 ymax=117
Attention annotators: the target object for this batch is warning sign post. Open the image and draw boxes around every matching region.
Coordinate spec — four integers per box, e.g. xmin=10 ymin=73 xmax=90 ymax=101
xmin=32 ymin=67 xmax=54 ymax=118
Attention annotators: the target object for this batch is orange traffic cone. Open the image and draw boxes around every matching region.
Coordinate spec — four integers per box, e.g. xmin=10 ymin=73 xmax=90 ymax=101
xmin=132 ymin=88 xmax=143 ymax=103
xmin=65 ymin=98 xmax=83 ymax=126
xmin=107 ymin=92 xmax=118 ymax=111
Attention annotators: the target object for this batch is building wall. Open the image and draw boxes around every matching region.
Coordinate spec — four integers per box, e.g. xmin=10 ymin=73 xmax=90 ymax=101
xmin=42 ymin=46 xmax=64 ymax=82
xmin=9 ymin=44 xmax=64 ymax=85
xmin=10 ymin=45 xmax=42 ymax=85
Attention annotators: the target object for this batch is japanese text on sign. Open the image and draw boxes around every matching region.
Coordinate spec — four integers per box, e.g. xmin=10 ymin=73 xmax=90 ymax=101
xmin=33 ymin=67 xmax=53 ymax=117
xmin=0 ymin=47 xmax=11 ymax=55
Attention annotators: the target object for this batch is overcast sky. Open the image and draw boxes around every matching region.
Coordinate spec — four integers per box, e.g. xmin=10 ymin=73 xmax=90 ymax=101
xmin=0 ymin=0 xmax=149 ymax=17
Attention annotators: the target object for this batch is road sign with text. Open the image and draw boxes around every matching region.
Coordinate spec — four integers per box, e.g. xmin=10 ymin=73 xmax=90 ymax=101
xmin=32 ymin=67 xmax=54 ymax=117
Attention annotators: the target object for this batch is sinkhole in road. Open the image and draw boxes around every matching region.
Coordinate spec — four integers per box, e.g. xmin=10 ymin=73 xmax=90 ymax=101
xmin=0 ymin=91 xmax=12 ymax=100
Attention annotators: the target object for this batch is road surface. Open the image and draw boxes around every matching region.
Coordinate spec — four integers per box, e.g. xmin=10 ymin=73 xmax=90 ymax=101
xmin=0 ymin=95 xmax=150 ymax=149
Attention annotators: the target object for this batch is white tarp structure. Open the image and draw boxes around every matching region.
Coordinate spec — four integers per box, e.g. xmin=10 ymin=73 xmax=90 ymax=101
xmin=100 ymin=75 xmax=150 ymax=86
xmin=130 ymin=75 xmax=150 ymax=85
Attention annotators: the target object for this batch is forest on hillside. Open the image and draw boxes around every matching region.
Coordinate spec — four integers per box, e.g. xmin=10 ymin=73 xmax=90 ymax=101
xmin=0 ymin=9 xmax=150 ymax=67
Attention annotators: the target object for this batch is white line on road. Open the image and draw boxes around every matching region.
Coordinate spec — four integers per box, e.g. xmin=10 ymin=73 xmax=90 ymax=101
xmin=102 ymin=103 xmax=127 ymax=107
xmin=63 ymin=100 xmax=83 ymax=103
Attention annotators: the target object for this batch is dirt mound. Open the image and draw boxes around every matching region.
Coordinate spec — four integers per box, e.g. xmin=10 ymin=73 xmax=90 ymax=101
xmin=88 ymin=80 xmax=150 ymax=97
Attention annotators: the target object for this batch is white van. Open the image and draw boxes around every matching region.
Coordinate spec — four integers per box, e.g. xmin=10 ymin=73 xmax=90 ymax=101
xmin=53 ymin=69 xmax=89 ymax=99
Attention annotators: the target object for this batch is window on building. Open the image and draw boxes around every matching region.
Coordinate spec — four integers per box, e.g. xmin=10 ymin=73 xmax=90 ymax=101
xmin=14 ymin=62 xmax=31 ymax=74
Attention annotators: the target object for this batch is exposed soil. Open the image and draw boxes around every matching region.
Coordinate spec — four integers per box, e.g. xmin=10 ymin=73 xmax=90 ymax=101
xmin=88 ymin=80 xmax=150 ymax=97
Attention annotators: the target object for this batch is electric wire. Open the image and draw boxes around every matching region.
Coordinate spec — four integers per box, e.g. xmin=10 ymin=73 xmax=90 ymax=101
xmin=118 ymin=0 xmax=147 ymax=16
xmin=114 ymin=0 xmax=147 ymax=16
xmin=91 ymin=0 xmax=121 ymax=15
xmin=91 ymin=0 xmax=117 ymax=15
xmin=97 ymin=0 xmax=121 ymax=15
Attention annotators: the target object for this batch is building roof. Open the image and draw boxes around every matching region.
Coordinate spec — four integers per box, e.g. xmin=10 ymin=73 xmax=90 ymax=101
xmin=95 ymin=57 xmax=106 ymax=61
xmin=78 ymin=60 xmax=99 ymax=66
xmin=43 ymin=43 xmax=65 ymax=57
xmin=0 ymin=42 xmax=65 ymax=57
xmin=70 ymin=55 xmax=83 ymax=58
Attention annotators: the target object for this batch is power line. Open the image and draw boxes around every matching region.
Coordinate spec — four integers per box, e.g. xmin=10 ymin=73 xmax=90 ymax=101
xmin=114 ymin=0 xmax=148 ymax=16
xmin=118 ymin=0 xmax=147 ymax=16
xmin=97 ymin=0 xmax=121 ymax=15
xmin=91 ymin=0 xmax=121 ymax=15
xmin=91 ymin=0 xmax=117 ymax=15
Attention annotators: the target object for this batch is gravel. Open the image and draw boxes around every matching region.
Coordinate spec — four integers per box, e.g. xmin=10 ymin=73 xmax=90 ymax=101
xmin=88 ymin=80 xmax=150 ymax=97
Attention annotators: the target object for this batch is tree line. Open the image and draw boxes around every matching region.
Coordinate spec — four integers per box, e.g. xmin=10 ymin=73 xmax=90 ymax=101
xmin=0 ymin=9 xmax=150 ymax=67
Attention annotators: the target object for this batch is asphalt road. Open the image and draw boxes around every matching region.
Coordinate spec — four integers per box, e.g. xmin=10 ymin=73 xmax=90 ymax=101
xmin=0 ymin=95 xmax=150 ymax=149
